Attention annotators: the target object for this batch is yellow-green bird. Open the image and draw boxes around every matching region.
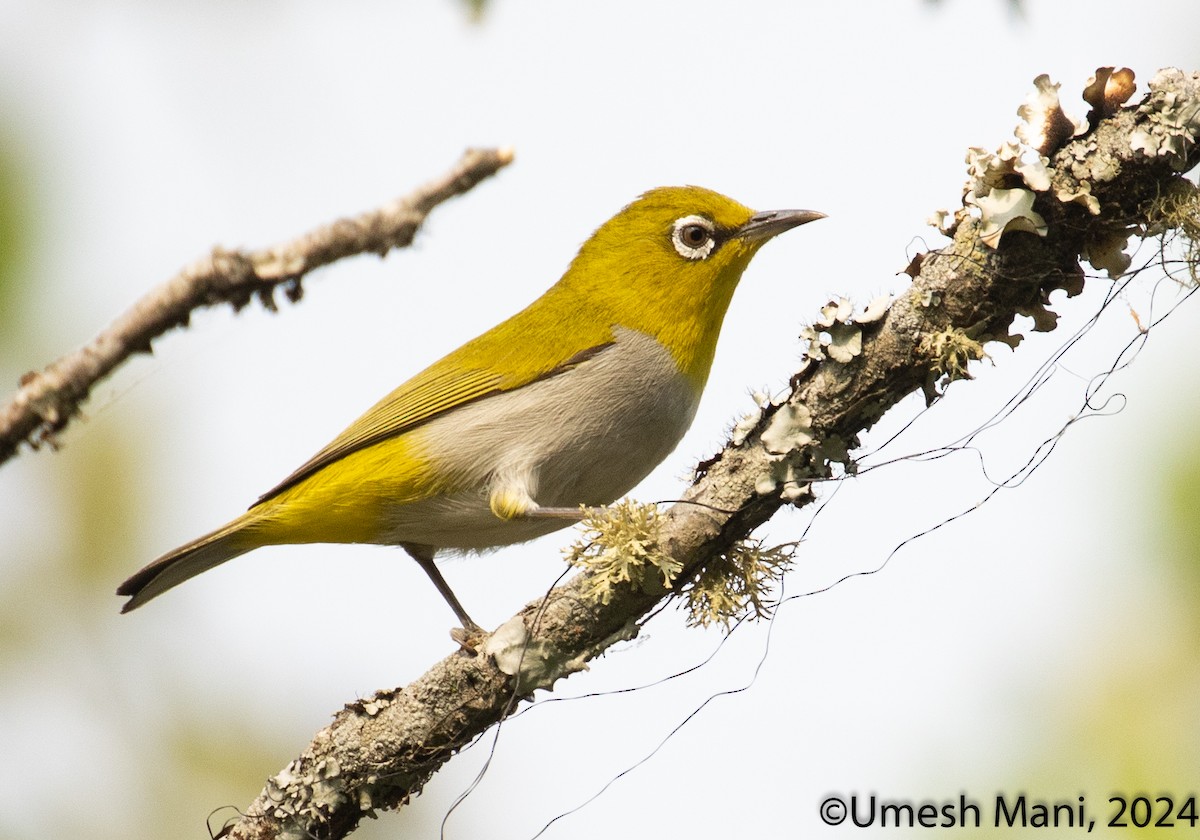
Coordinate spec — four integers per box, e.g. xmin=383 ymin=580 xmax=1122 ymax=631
xmin=117 ymin=186 xmax=823 ymax=631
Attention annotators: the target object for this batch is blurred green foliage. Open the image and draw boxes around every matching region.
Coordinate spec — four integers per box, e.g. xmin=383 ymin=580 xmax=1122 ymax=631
xmin=0 ymin=122 xmax=33 ymax=341
xmin=1165 ymin=433 xmax=1200 ymax=601
xmin=0 ymin=97 xmax=291 ymax=840
xmin=460 ymin=0 xmax=488 ymax=23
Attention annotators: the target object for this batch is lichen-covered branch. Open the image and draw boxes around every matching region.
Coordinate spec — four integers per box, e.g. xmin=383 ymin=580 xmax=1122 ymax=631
xmin=0 ymin=147 xmax=514 ymax=467
xmin=216 ymin=68 xmax=1197 ymax=840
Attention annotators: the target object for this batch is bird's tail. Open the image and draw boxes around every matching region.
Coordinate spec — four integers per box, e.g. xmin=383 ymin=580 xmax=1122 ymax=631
xmin=117 ymin=509 xmax=272 ymax=613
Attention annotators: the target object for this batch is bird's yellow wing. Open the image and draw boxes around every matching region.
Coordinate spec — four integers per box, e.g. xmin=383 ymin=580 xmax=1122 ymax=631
xmin=254 ymin=300 xmax=616 ymax=505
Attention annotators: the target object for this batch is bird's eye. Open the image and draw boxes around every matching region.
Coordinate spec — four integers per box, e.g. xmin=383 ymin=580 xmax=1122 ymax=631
xmin=671 ymin=215 xmax=717 ymax=260
xmin=681 ymin=224 xmax=709 ymax=247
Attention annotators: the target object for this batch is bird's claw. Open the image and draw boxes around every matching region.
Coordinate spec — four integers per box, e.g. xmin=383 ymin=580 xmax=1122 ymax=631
xmin=450 ymin=621 xmax=486 ymax=652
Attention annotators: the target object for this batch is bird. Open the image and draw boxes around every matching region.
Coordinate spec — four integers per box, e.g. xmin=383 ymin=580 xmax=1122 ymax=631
xmin=117 ymin=186 xmax=824 ymax=633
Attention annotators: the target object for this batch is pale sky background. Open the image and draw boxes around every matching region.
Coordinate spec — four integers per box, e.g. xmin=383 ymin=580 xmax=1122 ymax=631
xmin=1 ymin=2 xmax=1199 ymax=838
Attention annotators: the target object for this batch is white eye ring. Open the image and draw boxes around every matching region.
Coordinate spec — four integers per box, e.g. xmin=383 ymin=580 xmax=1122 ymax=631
xmin=671 ymin=215 xmax=716 ymax=260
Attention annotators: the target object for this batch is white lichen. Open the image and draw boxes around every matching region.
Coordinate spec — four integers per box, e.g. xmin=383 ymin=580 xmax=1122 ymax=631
xmin=858 ymin=294 xmax=892 ymax=324
xmin=927 ymin=209 xmax=953 ymax=234
xmin=966 ymin=142 xmax=1052 ymax=198
xmin=484 ymin=615 xmax=602 ymax=692
xmin=1016 ymin=74 xmax=1086 ymax=155
xmin=825 ymin=322 xmax=862 ymax=363
xmin=1054 ymin=179 xmax=1100 ymax=215
xmin=730 ymin=391 xmax=771 ymax=447
xmin=976 ymin=188 xmax=1049 ymax=248
xmin=799 ymin=324 xmax=826 ymax=362
xmin=817 ymin=297 xmax=854 ymax=327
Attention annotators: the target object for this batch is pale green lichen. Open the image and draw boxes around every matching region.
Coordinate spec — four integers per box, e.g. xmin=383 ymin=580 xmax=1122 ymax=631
xmin=730 ymin=391 xmax=771 ymax=447
xmin=799 ymin=324 xmax=826 ymax=362
xmin=920 ymin=329 xmax=988 ymax=383
xmin=1055 ymin=178 xmax=1101 ymax=215
xmin=309 ymin=758 xmax=347 ymax=812
xmin=684 ymin=539 xmax=795 ymax=629
xmin=565 ymin=500 xmax=679 ymax=605
xmin=1145 ymin=178 xmax=1200 ymax=286
xmin=761 ymin=403 xmax=814 ymax=456
xmin=759 ymin=295 xmax=881 ymax=502
xmin=756 ymin=401 xmax=819 ymax=501
xmin=825 ymin=322 xmax=862 ymax=363
xmin=815 ymin=434 xmax=850 ymax=465
xmin=484 ymin=614 xmax=626 ymax=693
xmin=754 ymin=456 xmax=813 ymax=502
xmin=1130 ymin=68 xmax=1200 ymax=170
xmin=800 ymin=295 xmax=885 ymax=363
xmin=265 ymin=756 xmax=351 ymax=840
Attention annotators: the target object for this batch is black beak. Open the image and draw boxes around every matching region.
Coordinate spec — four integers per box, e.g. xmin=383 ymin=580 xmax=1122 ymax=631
xmin=735 ymin=208 xmax=826 ymax=243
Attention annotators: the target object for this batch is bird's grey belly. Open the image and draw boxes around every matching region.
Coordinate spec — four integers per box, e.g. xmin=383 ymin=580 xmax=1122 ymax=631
xmin=381 ymin=327 xmax=699 ymax=550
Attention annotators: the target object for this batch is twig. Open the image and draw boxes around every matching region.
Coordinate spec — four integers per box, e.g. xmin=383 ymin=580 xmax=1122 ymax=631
xmin=0 ymin=146 xmax=514 ymax=466
xmin=217 ymin=70 xmax=1200 ymax=840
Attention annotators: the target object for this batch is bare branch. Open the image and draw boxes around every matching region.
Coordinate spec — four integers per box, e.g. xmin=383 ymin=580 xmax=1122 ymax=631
xmin=215 ymin=70 xmax=1199 ymax=839
xmin=0 ymin=146 xmax=514 ymax=467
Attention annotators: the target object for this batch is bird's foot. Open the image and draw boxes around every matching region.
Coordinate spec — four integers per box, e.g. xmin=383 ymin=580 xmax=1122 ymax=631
xmin=450 ymin=619 xmax=486 ymax=652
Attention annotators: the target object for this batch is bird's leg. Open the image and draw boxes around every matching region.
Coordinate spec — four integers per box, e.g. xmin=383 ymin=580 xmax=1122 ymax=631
xmin=402 ymin=544 xmax=483 ymax=637
xmin=520 ymin=506 xmax=595 ymax=520
xmin=489 ymin=482 xmax=597 ymax=522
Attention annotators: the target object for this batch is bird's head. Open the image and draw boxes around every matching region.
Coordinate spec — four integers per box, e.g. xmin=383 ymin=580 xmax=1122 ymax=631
xmin=560 ymin=185 xmax=824 ymax=386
